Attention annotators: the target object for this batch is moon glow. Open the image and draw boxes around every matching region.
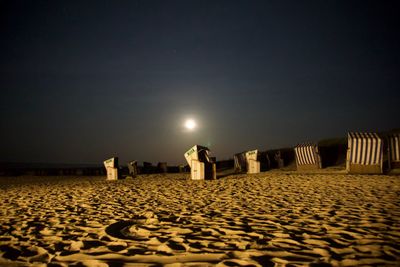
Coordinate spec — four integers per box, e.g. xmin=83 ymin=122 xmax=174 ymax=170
xmin=184 ymin=119 xmax=196 ymax=131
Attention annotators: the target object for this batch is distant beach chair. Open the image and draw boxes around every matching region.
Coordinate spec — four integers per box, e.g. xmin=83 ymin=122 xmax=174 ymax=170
xmin=388 ymin=133 xmax=400 ymax=170
xmin=294 ymin=143 xmax=322 ymax=171
xmin=103 ymin=157 xmax=119 ymax=180
xmin=157 ymin=162 xmax=168 ymax=173
xmin=178 ymin=165 xmax=185 ymax=173
xmin=245 ymin=150 xmax=260 ymax=174
xmin=128 ymin=161 xmax=138 ymax=177
xmin=274 ymin=151 xmax=284 ymax=168
xmin=346 ymin=132 xmax=383 ymax=174
xmin=234 ymin=150 xmax=260 ymax=174
xmin=234 ymin=152 xmax=247 ymax=173
xmin=184 ymin=145 xmax=216 ymax=180
xmin=143 ymin=162 xmax=154 ymax=174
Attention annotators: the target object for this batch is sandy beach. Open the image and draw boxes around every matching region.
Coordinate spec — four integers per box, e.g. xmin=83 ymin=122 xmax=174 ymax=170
xmin=1 ymin=172 xmax=399 ymax=266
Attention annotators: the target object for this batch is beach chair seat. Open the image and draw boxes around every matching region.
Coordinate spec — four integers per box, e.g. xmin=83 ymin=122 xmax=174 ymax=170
xmin=247 ymin=159 xmax=260 ymax=174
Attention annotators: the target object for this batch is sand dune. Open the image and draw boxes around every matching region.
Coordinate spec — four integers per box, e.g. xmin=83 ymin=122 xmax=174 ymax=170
xmin=0 ymin=172 xmax=399 ymax=266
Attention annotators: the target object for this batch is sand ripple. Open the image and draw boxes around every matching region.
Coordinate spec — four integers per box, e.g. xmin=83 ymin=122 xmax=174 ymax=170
xmin=0 ymin=173 xmax=399 ymax=266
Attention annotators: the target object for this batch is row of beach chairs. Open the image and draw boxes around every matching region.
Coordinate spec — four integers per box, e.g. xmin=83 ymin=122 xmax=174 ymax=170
xmin=104 ymin=132 xmax=400 ymax=180
xmin=295 ymin=132 xmax=399 ymax=174
xmin=103 ymin=159 xmax=184 ymax=180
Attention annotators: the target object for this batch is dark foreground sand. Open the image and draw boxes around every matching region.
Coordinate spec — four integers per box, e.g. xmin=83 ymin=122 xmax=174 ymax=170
xmin=0 ymin=172 xmax=399 ymax=266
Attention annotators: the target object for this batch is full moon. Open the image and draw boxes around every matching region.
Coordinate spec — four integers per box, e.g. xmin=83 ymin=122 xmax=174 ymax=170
xmin=184 ymin=119 xmax=196 ymax=130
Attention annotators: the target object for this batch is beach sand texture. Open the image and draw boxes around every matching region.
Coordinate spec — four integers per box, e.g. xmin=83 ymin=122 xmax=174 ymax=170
xmin=1 ymin=172 xmax=399 ymax=266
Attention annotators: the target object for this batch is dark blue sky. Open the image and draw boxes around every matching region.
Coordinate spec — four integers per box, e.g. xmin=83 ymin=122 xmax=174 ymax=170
xmin=1 ymin=0 xmax=399 ymax=165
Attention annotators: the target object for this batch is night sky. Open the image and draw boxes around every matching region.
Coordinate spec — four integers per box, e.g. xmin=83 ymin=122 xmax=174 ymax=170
xmin=1 ymin=1 xmax=399 ymax=165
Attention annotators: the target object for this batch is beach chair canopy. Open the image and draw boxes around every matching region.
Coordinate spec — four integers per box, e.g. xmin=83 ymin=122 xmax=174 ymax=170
xmin=184 ymin=145 xmax=211 ymax=167
xmin=128 ymin=160 xmax=137 ymax=166
xmin=103 ymin=157 xmax=118 ymax=169
xmin=245 ymin=150 xmax=258 ymax=161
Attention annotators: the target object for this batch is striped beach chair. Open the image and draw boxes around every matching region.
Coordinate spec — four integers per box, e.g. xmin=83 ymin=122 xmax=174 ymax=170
xmin=388 ymin=134 xmax=400 ymax=169
xmin=346 ymin=132 xmax=383 ymax=174
xmin=294 ymin=143 xmax=322 ymax=171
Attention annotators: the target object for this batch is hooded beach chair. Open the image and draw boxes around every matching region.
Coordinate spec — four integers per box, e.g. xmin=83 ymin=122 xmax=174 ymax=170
xmin=294 ymin=143 xmax=322 ymax=171
xmin=157 ymin=162 xmax=168 ymax=173
xmin=388 ymin=133 xmax=400 ymax=170
xmin=274 ymin=150 xmax=284 ymax=168
xmin=104 ymin=157 xmax=119 ymax=180
xmin=234 ymin=150 xmax=260 ymax=174
xmin=346 ymin=132 xmax=383 ymax=174
xmin=128 ymin=160 xmax=138 ymax=177
xmin=234 ymin=152 xmax=247 ymax=173
xmin=245 ymin=150 xmax=260 ymax=174
xmin=184 ymin=145 xmax=216 ymax=180
xmin=143 ymin=162 xmax=154 ymax=174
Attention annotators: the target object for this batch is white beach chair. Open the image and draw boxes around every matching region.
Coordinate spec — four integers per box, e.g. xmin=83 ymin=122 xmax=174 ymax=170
xmin=103 ymin=157 xmax=119 ymax=180
xmin=184 ymin=145 xmax=216 ymax=180
xmin=234 ymin=150 xmax=260 ymax=174
xmin=245 ymin=150 xmax=260 ymax=174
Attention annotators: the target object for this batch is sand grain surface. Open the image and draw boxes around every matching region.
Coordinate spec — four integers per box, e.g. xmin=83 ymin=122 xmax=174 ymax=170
xmin=1 ymin=173 xmax=399 ymax=266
